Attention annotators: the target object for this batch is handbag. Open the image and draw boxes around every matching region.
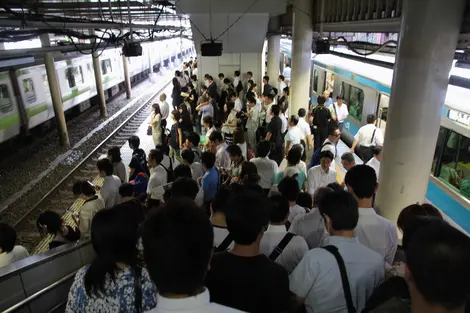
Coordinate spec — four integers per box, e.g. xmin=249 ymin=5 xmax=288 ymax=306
xmin=147 ymin=126 xmax=152 ymax=136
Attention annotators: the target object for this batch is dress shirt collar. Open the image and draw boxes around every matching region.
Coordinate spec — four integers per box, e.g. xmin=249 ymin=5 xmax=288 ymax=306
xmin=358 ymin=207 xmax=377 ymax=216
xmin=267 ymin=224 xmax=288 ymax=233
xmin=324 ymin=235 xmax=359 ymax=246
xmin=157 ymin=289 xmax=210 ymax=311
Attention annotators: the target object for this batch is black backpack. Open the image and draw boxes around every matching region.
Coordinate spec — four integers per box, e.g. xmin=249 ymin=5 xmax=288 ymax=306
xmin=236 ymin=81 xmax=243 ymax=94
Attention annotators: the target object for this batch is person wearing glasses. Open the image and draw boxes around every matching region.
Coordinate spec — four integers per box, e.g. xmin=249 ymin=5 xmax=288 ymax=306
xmin=320 ymin=125 xmax=341 ymax=170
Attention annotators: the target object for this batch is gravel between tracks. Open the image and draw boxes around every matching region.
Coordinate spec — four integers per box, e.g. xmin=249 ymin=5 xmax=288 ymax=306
xmin=0 ymin=79 xmax=157 ymax=236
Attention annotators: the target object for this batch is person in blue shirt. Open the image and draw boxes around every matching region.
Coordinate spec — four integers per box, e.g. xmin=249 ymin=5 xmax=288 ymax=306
xmin=198 ymin=152 xmax=219 ymax=213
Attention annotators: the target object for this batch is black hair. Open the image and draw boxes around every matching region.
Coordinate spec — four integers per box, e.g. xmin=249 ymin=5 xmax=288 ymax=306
xmin=171 ymin=177 xmax=199 ymax=201
xmin=319 ymin=150 xmax=334 ymax=161
xmin=187 ymin=132 xmax=200 ymax=147
xmin=148 ymin=149 xmax=164 ymax=165
xmin=279 ymin=75 xmax=285 ymax=81
xmin=247 ymin=71 xmax=253 ymax=76
xmin=175 ymin=70 xmax=181 ymax=77
xmin=328 ymin=124 xmax=339 ymax=136
xmin=223 ymin=78 xmax=231 ymax=85
xmin=345 ymin=165 xmax=377 ymax=199
xmin=190 ymin=75 xmax=197 ymax=81
xmin=341 ymin=152 xmax=355 ymax=163
xmin=336 ymin=95 xmax=344 ymax=100
xmin=298 ymin=108 xmax=306 ymax=117
xmin=0 ymin=223 xmax=16 ymax=253
xmin=372 ymin=146 xmax=382 ymax=156
xmin=317 ymin=96 xmax=326 ymax=105
xmin=234 ymin=70 xmax=241 ymax=76
xmin=326 ymin=182 xmax=343 ymax=191
xmin=204 ymin=73 xmax=210 ymax=79
xmin=218 ymin=73 xmax=225 ymax=78
xmin=207 ymin=75 xmax=214 ymax=81
xmin=264 ymin=92 xmax=275 ymax=100
xmin=367 ymin=114 xmax=377 ymax=124
xmin=248 ymin=79 xmax=255 ymax=85
xmin=286 ymin=147 xmax=301 ymax=165
xmin=208 ymin=130 xmax=223 ymax=143
xmin=171 ymin=109 xmax=181 ymax=121
xmin=142 ymin=198 xmax=213 ymax=295
xmin=174 ymin=164 xmax=192 ymax=179
xmin=226 ymin=144 xmax=242 ymax=157
xmin=225 ymin=191 xmax=270 ymax=245
xmin=107 ymin=146 xmax=122 ymax=163
xmin=239 ymin=162 xmax=260 ymax=184
xmin=397 ymin=203 xmax=442 ymax=233
xmin=278 ymin=176 xmax=300 ymax=201
xmin=318 ymin=190 xmax=359 ymax=230
xmin=283 ymin=86 xmax=289 ymax=96
xmin=269 ymin=195 xmax=290 ymax=223
xmin=263 ymin=75 xmax=269 ymax=82
xmin=202 ymin=115 xmax=213 ymax=128
xmin=313 ymin=187 xmax=333 ymax=207
xmin=73 ymin=180 xmax=96 ymax=196
xmin=271 ymin=104 xmax=280 ymax=116
xmin=257 ymin=140 xmax=271 ymax=158
xmin=296 ymin=192 xmax=313 ymax=210
xmin=155 ymin=144 xmax=170 ymax=156
xmin=247 ymin=96 xmax=256 ymax=104
xmin=201 ymin=152 xmax=216 ymax=169
xmin=128 ymin=135 xmax=140 ymax=149
xmin=290 ymin=115 xmax=299 ymax=125
xmin=405 ymin=220 xmax=470 ymax=310
xmin=97 ymin=158 xmax=114 ymax=176
xmin=37 ymin=211 xmax=63 ymax=235
xmin=229 ymin=91 xmax=237 ymax=99
xmin=212 ymin=185 xmax=232 ymax=213
xmin=85 ymin=204 xmax=141 ymax=296
xmin=233 ymin=128 xmax=245 ymax=144
xmin=119 ymin=182 xmax=134 ymax=198
xmin=187 ymin=83 xmax=194 ymax=90
xmin=225 ymin=101 xmax=235 ymax=113
xmin=181 ymin=149 xmax=195 ymax=164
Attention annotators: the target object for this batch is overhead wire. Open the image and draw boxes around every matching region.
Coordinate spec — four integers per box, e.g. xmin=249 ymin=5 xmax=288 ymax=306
xmin=334 ymin=36 xmax=398 ymax=56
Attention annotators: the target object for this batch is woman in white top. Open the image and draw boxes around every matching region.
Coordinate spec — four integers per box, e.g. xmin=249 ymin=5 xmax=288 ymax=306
xmin=72 ymin=180 xmax=105 ymax=236
xmin=221 ymin=101 xmax=238 ymax=145
xmin=149 ymin=103 xmax=162 ymax=146
xmin=0 ymin=223 xmax=29 ymax=268
xmin=107 ymin=147 xmax=127 ymax=183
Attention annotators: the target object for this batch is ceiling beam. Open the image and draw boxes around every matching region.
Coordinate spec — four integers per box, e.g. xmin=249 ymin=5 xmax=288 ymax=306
xmin=1 ymin=1 xmax=152 ymax=10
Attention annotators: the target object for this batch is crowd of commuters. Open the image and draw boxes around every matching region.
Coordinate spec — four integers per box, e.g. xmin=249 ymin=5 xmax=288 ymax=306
xmin=1 ymin=59 xmax=469 ymax=313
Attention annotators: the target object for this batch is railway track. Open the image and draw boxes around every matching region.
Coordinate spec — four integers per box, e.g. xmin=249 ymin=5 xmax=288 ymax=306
xmin=12 ymin=80 xmax=171 ymax=252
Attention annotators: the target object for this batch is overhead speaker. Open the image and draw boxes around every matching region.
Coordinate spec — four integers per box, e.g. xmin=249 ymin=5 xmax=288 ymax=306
xmin=201 ymin=41 xmax=223 ymax=57
xmin=122 ymin=42 xmax=143 ymax=57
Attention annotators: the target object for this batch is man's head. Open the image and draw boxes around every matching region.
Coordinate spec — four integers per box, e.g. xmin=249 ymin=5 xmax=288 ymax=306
xmin=143 ymin=198 xmax=213 ymax=296
xmin=263 ymin=75 xmax=269 ymax=84
xmin=397 ymin=203 xmax=442 ymax=234
xmin=319 ymin=190 xmax=359 ymax=235
xmin=234 ymin=70 xmax=240 ymax=77
xmin=323 ymin=90 xmax=330 ymax=99
xmin=147 ymin=149 xmax=164 ymax=168
xmin=201 ymin=152 xmax=216 ymax=170
xmin=0 ymin=223 xmax=17 ymax=254
xmin=257 ymin=140 xmax=271 ymax=158
xmin=208 ymin=131 xmax=224 ymax=146
xmin=289 ymin=115 xmax=299 ymax=127
xmin=171 ymin=177 xmax=199 ymax=201
xmin=313 ymin=187 xmax=333 ymax=208
xmin=226 ymin=144 xmax=243 ymax=163
xmin=341 ymin=152 xmax=356 ymax=171
xmin=263 ymin=92 xmax=274 ymax=103
xmin=181 ymin=149 xmax=195 ymax=165
xmin=247 ymin=71 xmax=253 ymax=79
xmin=298 ymin=108 xmax=307 ymax=118
xmin=128 ymin=135 xmax=140 ymax=150
xmin=278 ymin=176 xmax=300 ymax=202
xmin=319 ymin=150 xmax=334 ymax=171
xmin=119 ymin=182 xmax=134 ymax=198
xmin=174 ymin=164 xmax=192 ymax=180
xmin=269 ymin=195 xmax=290 ymax=225
xmin=372 ymin=147 xmax=383 ymax=161
xmin=186 ymin=132 xmax=200 ymax=149
xmin=202 ymin=116 xmax=213 ymax=129
xmin=296 ymin=192 xmax=313 ymax=211
xmin=218 ymin=73 xmax=225 ymax=80
xmin=271 ymin=104 xmax=280 ymax=117
xmin=247 ymin=96 xmax=256 ymax=108
xmin=317 ymin=96 xmax=326 ymax=106
xmin=345 ymin=165 xmax=377 ymax=200
xmin=367 ymin=114 xmax=377 ymax=125
xmin=225 ymin=191 xmax=270 ymax=246
xmin=286 ymin=146 xmax=302 ymax=166
xmin=328 ymin=125 xmax=341 ymax=142
xmin=96 ymin=158 xmax=113 ymax=177
xmin=278 ymin=75 xmax=285 ymax=82
xmin=160 ymin=93 xmax=167 ymax=102
xmin=336 ymin=95 xmax=344 ymax=105
xmin=405 ymin=220 xmax=470 ymax=311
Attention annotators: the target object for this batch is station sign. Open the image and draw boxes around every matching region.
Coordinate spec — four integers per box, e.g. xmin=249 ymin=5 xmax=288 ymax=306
xmin=448 ymin=109 xmax=470 ymax=126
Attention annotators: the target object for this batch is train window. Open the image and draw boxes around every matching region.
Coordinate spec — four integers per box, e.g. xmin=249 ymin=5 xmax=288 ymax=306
xmin=65 ymin=66 xmax=84 ymax=88
xmin=341 ymin=82 xmax=364 ymax=122
xmin=433 ymin=128 xmax=470 ymax=200
xmin=101 ymin=59 xmax=112 ymax=75
xmin=313 ymin=70 xmax=319 ymax=92
xmin=22 ymin=78 xmax=36 ymax=104
xmin=0 ymin=84 xmax=12 ymax=114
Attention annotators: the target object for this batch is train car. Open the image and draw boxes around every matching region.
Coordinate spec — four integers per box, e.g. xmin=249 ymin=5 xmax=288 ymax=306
xmin=0 ymin=38 xmax=195 ymax=145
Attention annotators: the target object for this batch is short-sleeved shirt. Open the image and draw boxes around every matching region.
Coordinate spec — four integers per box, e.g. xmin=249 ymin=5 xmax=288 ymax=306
xmin=297 ymin=118 xmax=311 ymax=137
xmin=0 ymin=246 xmax=29 ymax=268
xmin=191 ymin=162 xmax=205 ymax=180
xmin=250 ymin=157 xmax=279 ymax=189
xmin=285 ymin=126 xmax=305 ymax=146
xmin=215 ymin=143 xmax=231 ymax=170
xmin=101 ymin=175 xmax=122 ymax=208
xmin=147 ymin=165 xmax=168 ymax=201
xmin=288 ymin=204 xmax=307 ymax=223
xmin=366 ymin=157 xmax=381 ymax=181
xmin=170 ymin=122 xmax=182 ymax=149
xmin=200 ymin=103 xmax=214 ymax=121
xmin=201 ymin=167 xmax=219 ymax=202
xmin=354 ymin=124 xmax=384 ymax=147
xmin=205 ymin=252 xmax=290 ymax=313
xmin=290 ymin=208 xmax=328 ymax=249
xmin=274 ymin=169 xmax=307 ymax=190
xmin=312 ymin=105 xmax=331 ymax=129
xmin=279 ymin=114 xmax=288 ymax=133
xmin=213 ymin=225 xmax=234 ymax=251
xmin=330 ymin=102 xmax=349 ymax=123
xmin=160 ymin=101 xmax=170 ymax=120
xmin=306 ymin=166 xmax=337 ymax=196
xmin=267 ymin=116 xmax=283 ymax=148
xmin=290 ymin=236 xmax=385 ymax=313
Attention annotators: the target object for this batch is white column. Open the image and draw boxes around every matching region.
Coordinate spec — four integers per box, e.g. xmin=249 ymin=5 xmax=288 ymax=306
xmin=267 ymin=35 xmax=281 ymax=90
xmin=290 ymin=0 xmax=313 ymax=116
xmin=376 ymin=0 xmax=466 ymax=224
xmin=122 ymin=54 xmax=132 ymax=99
xmin=92 ymin=52 xmax=107 ymax=117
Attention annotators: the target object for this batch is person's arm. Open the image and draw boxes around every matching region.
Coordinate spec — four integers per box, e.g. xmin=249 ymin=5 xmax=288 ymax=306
xmin=306 ymin=135 xmax=313 ymax=151
xmin=350 ymin=139 xmax=359 ymax=152
xmin=266 ymin=132 xmax=272 ymax=141
xmin=288 ymin=253 xmax=317 ymax=313
xmin=177 ymin=128 xmax=183 ymax=149
xmin=285 ymin=140 xmax=292 ymax=157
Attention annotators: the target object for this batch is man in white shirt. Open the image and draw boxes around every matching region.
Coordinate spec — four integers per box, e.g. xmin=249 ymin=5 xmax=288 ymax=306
xmin=318 ymin=126 xmax=341 ymax=170
xmin=279 ymin=107 xmax=288 ymax=134
xmin=282 ymin=65 xmax=291 ymax=79
xmin=297 ymin=108 xmax=313 ymax=150
xmin=341 ymin=152 xmax=356 ymax=171
xmin=278 ymin=75 xmax=287 ymax=94
xmin=307 ymin=150 xmax=337 ymax=196
xmin=250 ymin=140 xmax=279 ymax=194
xmin=290 ymin=187 xmax=333 ymax=249
xmin=176 ymin=70 xmax=186 ymax=89
xmin=0 ymin=223 xmax=29 ymax=268
xmin=245 ymin=95 xmax=260 ymax=150
xmin=260 ymin=195 xmax=308 ymax=273
xmin=147 ymin=149 xmax=168 ymax=203
xmin=263 ymin=75 xmax=273 ymax=96
xmin=345 ymin=164 xmax=398 ymax=266
xmin=278 ymin=176 xmax=306 ymax=224
xmin=264 ymin=92 xmax=275 ymax=124
xmin=330 ymin=96 xmax=349 ymax=132
xmin=231 ymin=92 xmax=244 ymax=113
xmin=285 ymin=115 xmax=305 ymax=157
xmin=323 ymin=90 xmax=333 ymax=108
xmin=142 ymin=198 xmax=243 ymax=313
xmin=196 ymin=95 xmax=214 ymax=130
xmin=97 ymin=158 xmax=121 ymax=208
xmin=181 ymin=150 xmax=205 ymax=180
xmin=290 ymin=190 xmax=384 ymax=313
xmin=159 ymin=93 xmax=170 ymax=120
xmin=366 ymin=147 xmax=382 ymax=182
xmin=209 ymin=131 xmax=231 ymax=169
xmin=350 ymin=114 xmax=384 ymax=163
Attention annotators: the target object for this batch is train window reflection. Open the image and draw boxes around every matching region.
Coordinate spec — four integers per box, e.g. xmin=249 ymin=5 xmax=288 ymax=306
xmin=341 ymin=82 xmax=364 ymax=122
xmin=0 ymin=84 xmax=12 ymax=114
xmin=22 ymin=78 xmax=36 ymax=104
xmin=65 ymin=66 xmax=84 ymax=88
xmin=101 ymin=59 xmax=112 ymax=75
xmin=313 ymin=69 xmax=319 ymax=93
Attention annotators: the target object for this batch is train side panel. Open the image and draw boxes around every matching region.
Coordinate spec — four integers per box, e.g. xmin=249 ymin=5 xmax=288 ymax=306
xmin=0 ymin=72 xmax=20 ymax=142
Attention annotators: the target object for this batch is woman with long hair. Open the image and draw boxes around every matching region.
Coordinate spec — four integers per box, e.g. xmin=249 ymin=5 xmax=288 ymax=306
xmin=239 ymin=161 xmax=261 ymax=186
xmin=37 ymin=211 xmax=81 ymax=250
xmin=149 ymin=103 xmax=162 ymax=146
xmin=107 ymin=147 xmax=127 ymax=183
xmin=178 ymin=102 xmax=193 ymax=134
xmin=278 ymin=86 xmax=290 ymax=114
xmin=221 ymin=101 xmax=237 ymax=145
xmin=65 ymin=204 xmax=157 ymax=313
xmin=171 ymin=77 xmax=181 ymax=110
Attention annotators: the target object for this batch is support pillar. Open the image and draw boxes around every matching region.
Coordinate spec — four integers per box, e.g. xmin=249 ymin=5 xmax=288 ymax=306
xmin=92 ymin=52 xmax=107 ymax=117
xmin=45 ymin=53 xmax=70 ymax=147
xmin=375 ymin=0 xmax=465 ymax=224
xmin=290 ymin=0 xmax=313 ymax=116
xmin=267 ymin=35 xmax=281 ymax=91
xmin=122 ymin=54 xmax=132 ymax=99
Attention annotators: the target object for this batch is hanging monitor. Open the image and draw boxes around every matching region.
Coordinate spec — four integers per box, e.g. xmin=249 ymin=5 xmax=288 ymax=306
xmin=201 ymin=41 xmax=223 ymax=57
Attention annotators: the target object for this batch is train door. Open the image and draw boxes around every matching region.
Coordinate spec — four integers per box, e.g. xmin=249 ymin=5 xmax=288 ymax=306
xmin=312 ymin=67 xmax=326 ymax=105
xmin=376 ymin=93 xmax=389 ymax=134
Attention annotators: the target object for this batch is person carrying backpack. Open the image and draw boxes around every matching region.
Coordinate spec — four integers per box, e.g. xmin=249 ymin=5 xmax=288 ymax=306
xmin=309 ymin=125 xmax=340 ymax=169
xmin=311 ymin=96 xmax=332 ymax=151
